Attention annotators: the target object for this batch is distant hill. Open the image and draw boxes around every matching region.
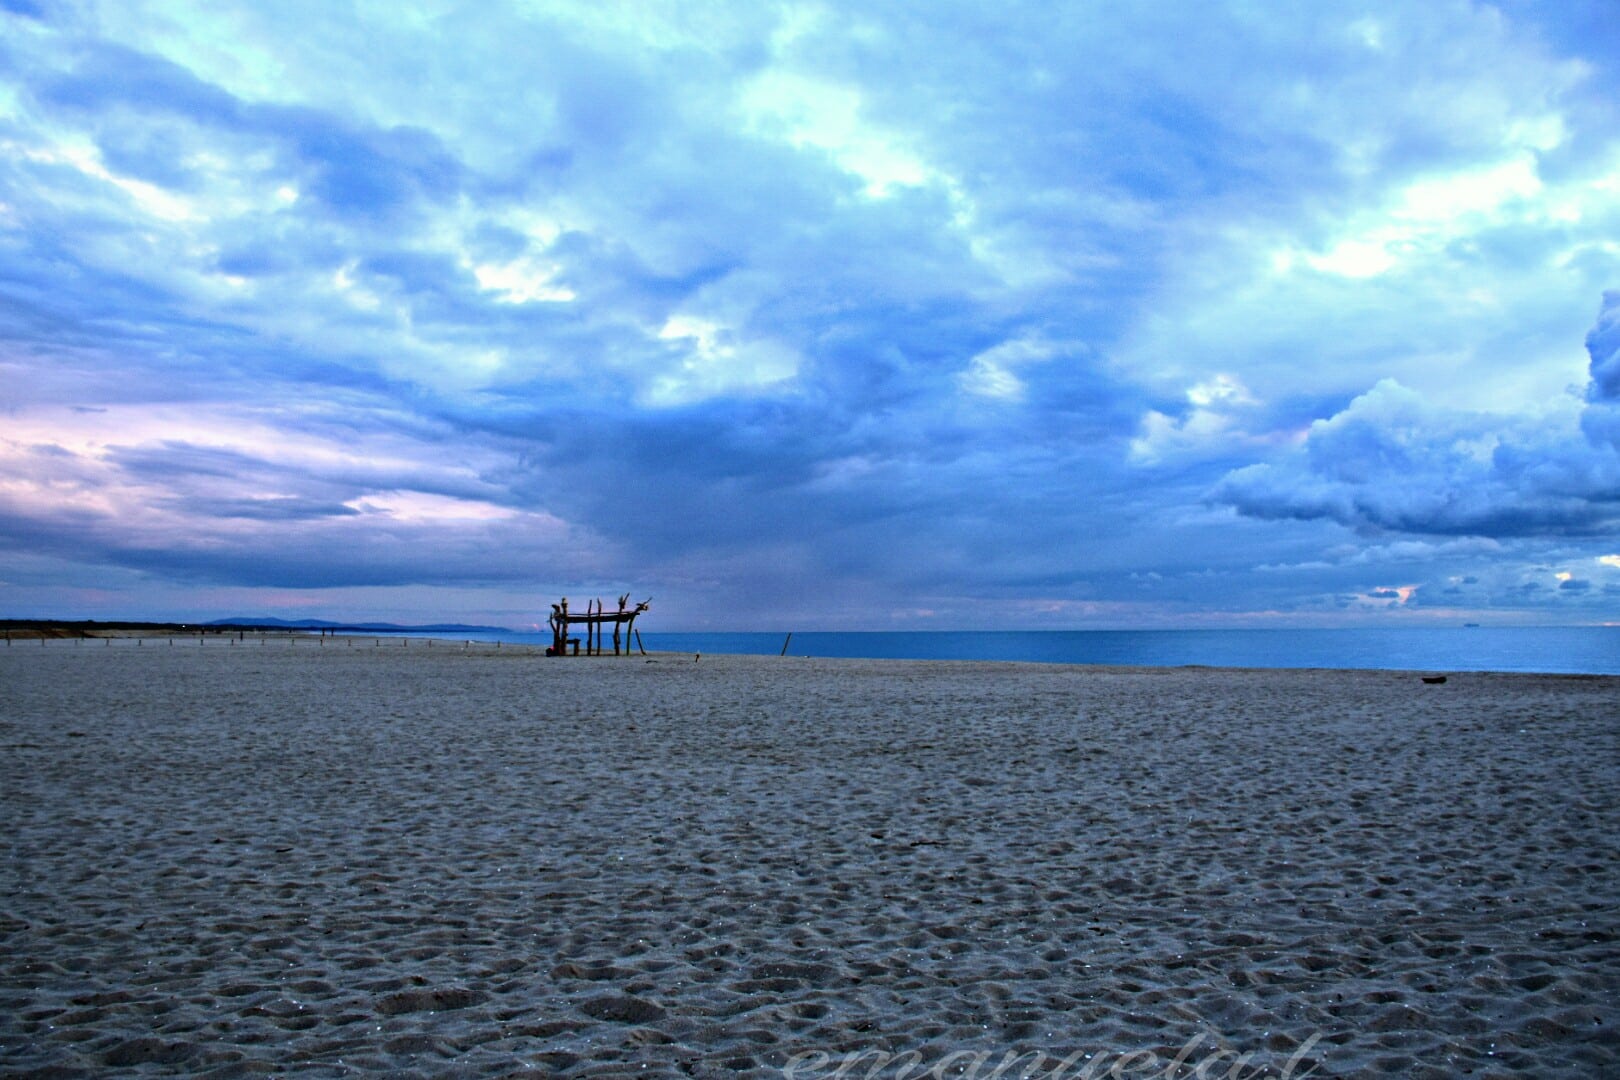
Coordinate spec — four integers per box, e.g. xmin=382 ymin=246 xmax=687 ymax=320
xmin=206 ymin=617 xmax=511 ymax=634
xmin=2 ymin=617 xmax=515 ymax=636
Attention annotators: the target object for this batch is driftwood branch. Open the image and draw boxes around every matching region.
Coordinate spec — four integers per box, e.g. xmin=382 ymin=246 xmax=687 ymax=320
xmin=546 ymin=595 xmax=651 ymax=657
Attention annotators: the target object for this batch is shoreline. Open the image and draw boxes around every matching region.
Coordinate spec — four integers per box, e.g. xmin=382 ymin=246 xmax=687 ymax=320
xmin=5 ymin=622 xmax=1617 ymax=676
xmin=3 ymin=646 xmax=1616 ymax=1076
xmin=5 ymin=627 xmax=1619 ymax=682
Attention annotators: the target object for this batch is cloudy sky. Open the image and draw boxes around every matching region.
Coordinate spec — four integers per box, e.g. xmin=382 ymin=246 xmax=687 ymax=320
xmin=3 ymin=0 xmax=1619 ymax=630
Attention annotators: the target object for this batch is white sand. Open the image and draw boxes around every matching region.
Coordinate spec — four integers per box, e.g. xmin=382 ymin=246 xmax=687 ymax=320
xmin=1 ymin=642 xmax=1616 ymax=1078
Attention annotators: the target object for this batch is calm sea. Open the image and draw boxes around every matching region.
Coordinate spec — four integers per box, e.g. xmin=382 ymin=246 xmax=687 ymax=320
xmin=447 ymin=627 xmax=1620 ymax=675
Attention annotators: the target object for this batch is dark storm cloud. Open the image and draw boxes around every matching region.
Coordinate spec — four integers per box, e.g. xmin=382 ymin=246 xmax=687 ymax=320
xmin=1216 ymin=294 xmax=1620 ymax=541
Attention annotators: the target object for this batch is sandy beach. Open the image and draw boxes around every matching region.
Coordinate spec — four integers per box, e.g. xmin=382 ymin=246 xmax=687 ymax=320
xmin=2 ymin=642 xmax=1616 ymax=1078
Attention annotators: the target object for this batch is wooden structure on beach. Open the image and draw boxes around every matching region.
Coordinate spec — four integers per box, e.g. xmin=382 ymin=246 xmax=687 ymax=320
xmin=547 ymin=594 xmax=650 ymax=657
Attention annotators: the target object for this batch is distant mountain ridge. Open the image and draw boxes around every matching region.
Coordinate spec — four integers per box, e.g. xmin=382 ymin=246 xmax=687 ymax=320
xmin=206 ymin=617 xmax=510 ymax=633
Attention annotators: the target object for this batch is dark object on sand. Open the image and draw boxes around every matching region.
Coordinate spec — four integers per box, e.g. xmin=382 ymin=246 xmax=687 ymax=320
xmin=1422 ymin=675 xmax=1448 ymax=684
xmin=546 ymin=595 xmax=650 ymax=657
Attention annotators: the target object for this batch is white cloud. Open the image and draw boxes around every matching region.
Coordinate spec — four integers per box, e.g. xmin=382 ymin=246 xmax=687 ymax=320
xmin=1283 ymin=154 xmax=1547 ymax=281
xmin=1129 ymin=375 xmax=1278 ymax=464
xmin=741 ymin=70 xmax=936 ymax=197
xmin=648 ymin=315 xmax=799 ymax=406
xmin=469 ymin=257 xmax=575 ymax=304
xmin=957 ymin=336 xmax=1064 ymax=402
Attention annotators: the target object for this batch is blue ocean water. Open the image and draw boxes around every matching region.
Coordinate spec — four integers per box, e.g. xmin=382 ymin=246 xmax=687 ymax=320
xmin=439 ymin=626 xmax=1620 ymax=675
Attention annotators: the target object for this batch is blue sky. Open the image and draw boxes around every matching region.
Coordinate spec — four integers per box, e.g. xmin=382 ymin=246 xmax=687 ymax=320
xmin=2 ymin=0 xmax=1618 ymax=630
